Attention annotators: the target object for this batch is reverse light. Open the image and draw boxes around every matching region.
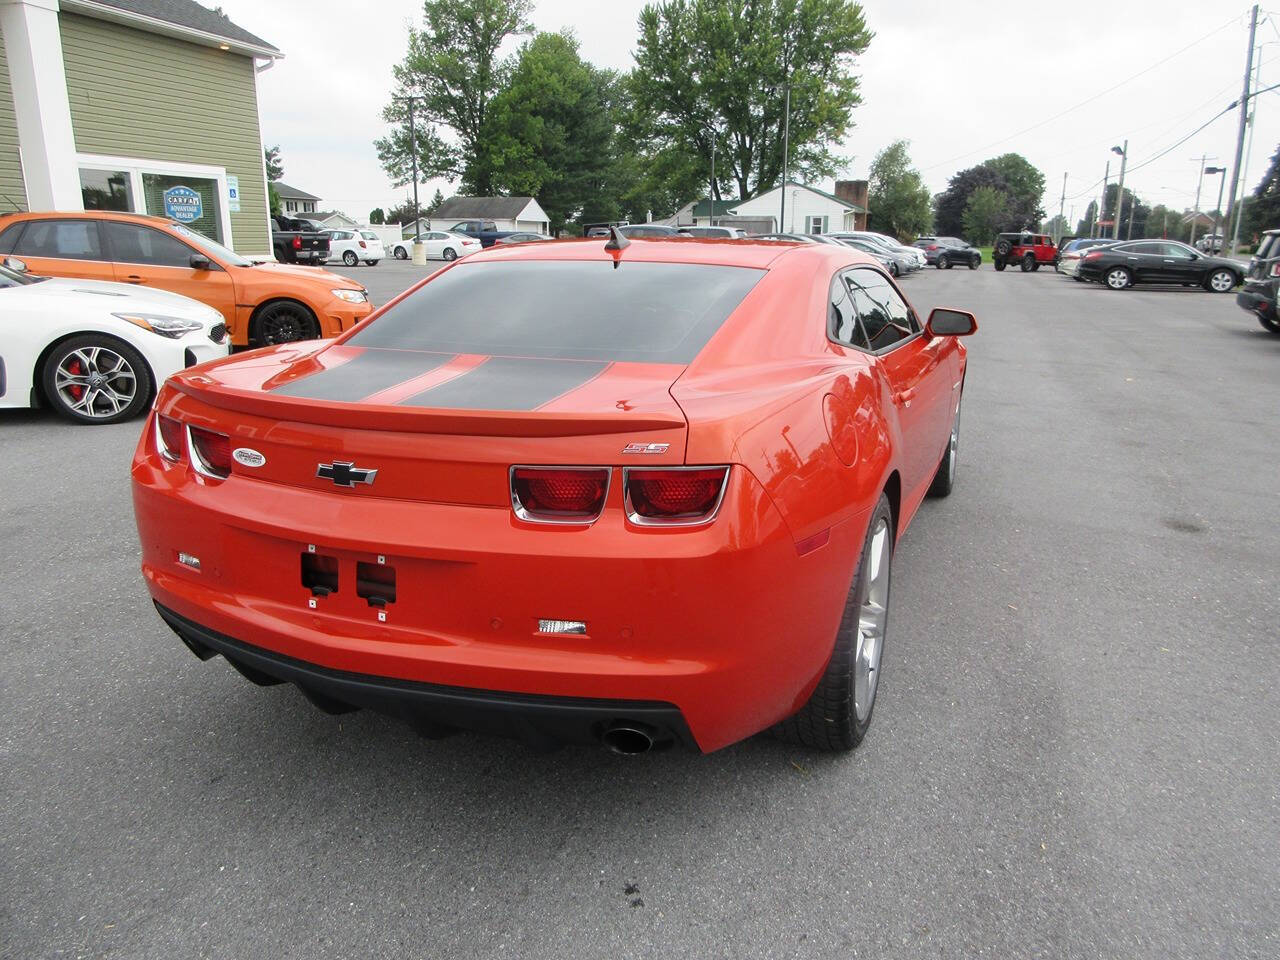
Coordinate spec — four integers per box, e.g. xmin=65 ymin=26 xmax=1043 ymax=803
xmin=188 ymin=425 xmax=232 ymax=479
xmin=331 ymin=288 xmax=369 ymax=303
xmin=510 ymin=466 xmax=610 ymax=523
xmin=156 ymin=413 xmax=185 ymax=461
xmin=538 ymin=619 xmax=587 ymax=635
xmin=624 ymin=466 xmax=730 ymax=525
xmin=114 ymin=312 xmax=204 ymax=339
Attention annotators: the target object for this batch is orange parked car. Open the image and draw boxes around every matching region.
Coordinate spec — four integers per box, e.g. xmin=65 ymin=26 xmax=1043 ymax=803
xmin=0 ymin=211 xmax=372 ymax=348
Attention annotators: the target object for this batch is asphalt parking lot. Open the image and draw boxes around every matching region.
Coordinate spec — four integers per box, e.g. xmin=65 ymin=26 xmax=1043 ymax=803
xmin=3 ymin=264 xmax=1278 ymax=959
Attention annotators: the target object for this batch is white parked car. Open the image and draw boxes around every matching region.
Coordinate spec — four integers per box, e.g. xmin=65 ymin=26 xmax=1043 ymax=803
xmin=326 ymin=228 xmax=384 ymax=267
xmin=834 ymin=231 xmax=926 ymax=269
xmin=388 ymin=231 xmax=483 ymax=262
xmin=0 ymin=258 xmax=228 ymax=424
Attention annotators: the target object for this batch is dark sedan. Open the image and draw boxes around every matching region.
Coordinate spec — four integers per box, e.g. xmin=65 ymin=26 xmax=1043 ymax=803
xmin=1076 ymin=240 xmax=1242 ymax=292
xmin=914 ymin=236 xmax=981 ymax=269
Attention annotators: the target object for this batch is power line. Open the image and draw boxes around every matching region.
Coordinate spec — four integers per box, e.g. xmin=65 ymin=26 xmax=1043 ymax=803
xmin=920 ymin=10 xmax=1246 ymax=173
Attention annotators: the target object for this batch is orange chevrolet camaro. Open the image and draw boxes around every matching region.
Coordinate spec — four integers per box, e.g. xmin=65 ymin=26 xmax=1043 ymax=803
xmin=131 ymin=234 xmax=976 ymax=755
xmin=0 ymin=211 xmax=372 ymax=348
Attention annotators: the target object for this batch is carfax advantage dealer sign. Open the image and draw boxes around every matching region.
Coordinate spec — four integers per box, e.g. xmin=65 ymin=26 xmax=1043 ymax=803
xmin=162 ymin=186 xmax=203 ymax=223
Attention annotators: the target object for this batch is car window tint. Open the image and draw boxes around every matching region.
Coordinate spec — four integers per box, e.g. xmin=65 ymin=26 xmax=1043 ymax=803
xmin=829 ymin=273 xmax=869 ymax=350
xmin=1125 ymin=242 xmax=1162 ymax=255
xmin=104 ymin=222 xmax=193 ymax=267
xmin=15 ymin=220 xmax=103 ymax=260
xmin=847 ymin=269 xmax=913 ymax=351
xmin=349 ymin=260 xmax=765 ymax=363
xmin=1161 ymin=242 xmax=1194 ymax=259
xmin=0 ymin=222 xmax=23 ymax=255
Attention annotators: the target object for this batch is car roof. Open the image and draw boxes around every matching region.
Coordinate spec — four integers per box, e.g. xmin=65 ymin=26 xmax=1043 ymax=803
xmin=4 ymin=210 xmax=174 ymax=227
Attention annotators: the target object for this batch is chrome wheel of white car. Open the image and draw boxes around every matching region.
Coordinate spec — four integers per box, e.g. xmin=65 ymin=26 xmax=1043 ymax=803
xmin=443 ymin=247 xmax=458 ymax=261
xmin=394 ymin=245 xmax=408 ymax=260
xmin=43 ymin=337 xmax=153 ymax=424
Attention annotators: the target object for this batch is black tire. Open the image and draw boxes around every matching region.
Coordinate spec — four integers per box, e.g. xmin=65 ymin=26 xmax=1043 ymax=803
xmin=994 ymin=260 xmax=1006 ymax=271
xmin=342 ymin=250 xmax=359 ymax=266
xmin=936 ymin=254 xmax=949 ymax=270
xmin=41 ymin=334 xmax=153 ymax=425
xmin=443 ymin=247 xmax=458 ymax=262
xmin=968 ymin=256 xmax=978 ymax=270
xmin=771 ymin=494 xmax=895 ymax=752
xmin=928 ymin=395 xmax=961 ymax=498
xmin=1257 ymin=312 xmax=1280 ymax=334
xmin=1104 ymin=266 xmax=1133 ymax=290
xmin=1031 ymin=262 xmax=1041 ymax=271
xmin=995 ymin=238 xmax=1013 ymax=257
xmin=251 ymin=300 xmax=321 ymax=347
xmin=365 ymin=260 xmax=379 ymax=266
xmin=1204 ymin=268 xmax=1238 ymax=294
xmin=1021 ymin=254 xmax=1035 ymax=272
xmin=393 ymin=246 xmax=408 ymax=260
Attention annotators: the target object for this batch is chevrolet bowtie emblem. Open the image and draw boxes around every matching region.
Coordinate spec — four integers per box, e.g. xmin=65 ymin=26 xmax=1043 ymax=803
xmin=316 ymin=461 xmax=378 ymax=487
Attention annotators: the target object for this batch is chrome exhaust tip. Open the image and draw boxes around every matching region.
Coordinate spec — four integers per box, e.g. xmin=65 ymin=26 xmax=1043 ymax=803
xmin=601 ymin=723 xmax=655 ymax=756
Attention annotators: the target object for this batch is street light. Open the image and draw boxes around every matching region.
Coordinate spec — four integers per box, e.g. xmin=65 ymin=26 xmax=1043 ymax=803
xmin=1205 ymin=166 xmax=1227 ymax=243
xmin=1110 ymin=142 xmax=1128 ymax=241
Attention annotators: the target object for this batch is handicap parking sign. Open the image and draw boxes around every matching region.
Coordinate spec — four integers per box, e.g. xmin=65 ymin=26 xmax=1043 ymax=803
xmin=163 ymin=185 xmax=203 ymax=223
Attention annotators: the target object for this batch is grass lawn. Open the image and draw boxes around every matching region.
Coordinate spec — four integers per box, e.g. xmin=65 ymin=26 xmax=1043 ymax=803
xmin=976 ymin=246 xmax=993 ymax=262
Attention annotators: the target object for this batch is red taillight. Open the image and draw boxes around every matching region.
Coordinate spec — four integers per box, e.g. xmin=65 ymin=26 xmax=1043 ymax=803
xmin=291 ymin=235 xmax=302 ymax=250
xmin=1083 ymin=251 xmax=1103 ymax=261
xmin=927 ymin=244 xmax=939 ymax=251
xmin=189 ymin=425 xmax=232 ymax=479
xmin=511 ymin=467 xmax=609 ymax=522
xmin=358 ymin=240 xmax=367 ymax=248
xmin=156 ymin=414 xmax=185 ymax=461
xmin=624 ymin=467 xmax=729 ymax=524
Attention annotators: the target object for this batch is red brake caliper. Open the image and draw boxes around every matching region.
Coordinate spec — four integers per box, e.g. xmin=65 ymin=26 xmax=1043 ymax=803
xmin=67 ymin=359 xmax=84 ymax=400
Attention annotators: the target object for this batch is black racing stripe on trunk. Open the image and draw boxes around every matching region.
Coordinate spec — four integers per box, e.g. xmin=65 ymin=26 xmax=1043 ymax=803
xmin=272 ymin=349 xmax=454 ymax=402
xmin=400 ymin=357 xmax=608 ymax=410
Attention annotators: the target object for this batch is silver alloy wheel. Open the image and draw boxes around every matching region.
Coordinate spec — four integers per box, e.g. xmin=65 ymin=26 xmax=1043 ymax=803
xmin=1209 ymin=270 xmax=1235 ymax=292
xmin=1106 ymin=267 xmax=1131 ymax=289
xmin=947 ymin=404 xmax=960 ymax=485
xmin=55 ymin=346 xmax=136 ymax=419
xmin=854 ymin=517 xmax=891 ymax=723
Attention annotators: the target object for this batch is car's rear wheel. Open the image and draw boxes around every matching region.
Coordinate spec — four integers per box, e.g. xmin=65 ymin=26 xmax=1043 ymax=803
xmin=968 ymin=256 xmax=978 ymax=270
xmin=1257 ymin=312 xmax=1280 ymax=334
xmin=1206 ymin=269 xmax=1237 ymax=293
xmin=994 ymin=260 xmax=1006 ymax=271
xmin=41 ymin=335 xmax=153 ymax=425
xmin=1021 ymin=254 xmax=1035 ymax=272
xmin=1105 ymin=266 xmax=1133 ymax=290
xmin=342 ymin=250 xmax=359 ymax=266
xmin=365 ymin=260 xmax=379 ymax=266
xmin=771 ymin=494 xmax=894 ymax=752
xmin=928 ymin=397 xmax=961 ymax=498
xmin=394 ymin=245 xmax=408 ymax=260
xmin=443 ymin=247 xmax=458 ymax=261
xmin=252 ymin=300 xmax=321 ymax=346
xmin=937 ymin=254 xmax=949 ymax=269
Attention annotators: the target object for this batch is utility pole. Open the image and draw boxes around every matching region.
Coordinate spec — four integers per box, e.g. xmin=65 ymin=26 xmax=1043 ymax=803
xmin=393 ymin=95 xmax=422 ymax=249
xmin=1111 ymin=141 xmax=1128 ymax=240
xmin=1232 ymin=32 xmax=1270 ymax=254
xmin=779 ymin=82 xmax=791 ymax=233
xmin=1190 ymin=155 xmax=1209 ymax=247
xmin=1095 ymin=161 xmax=1109 ymax=237
xmin=709 ymin=135 xmax=716 ymax=227
xmin=1226 ymin=4 xmax=1259 ymax=257
xmin=1056 ymin=172 xmax=1067 ymax=243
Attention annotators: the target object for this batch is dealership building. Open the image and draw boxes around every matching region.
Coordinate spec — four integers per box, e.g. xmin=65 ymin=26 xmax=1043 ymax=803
xmin=0 ymin=0 xmax=280 ymax=255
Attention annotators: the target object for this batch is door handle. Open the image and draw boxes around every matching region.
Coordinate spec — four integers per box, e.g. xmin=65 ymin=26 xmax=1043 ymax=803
xmin=124 ymin=275 xmax=146 ymax=284
xmin=893 ymin=388 xmax=914 ymax=406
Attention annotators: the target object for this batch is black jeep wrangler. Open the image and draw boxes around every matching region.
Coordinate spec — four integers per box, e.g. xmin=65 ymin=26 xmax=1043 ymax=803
xmin=1237 ymin=228 xmax=1280 ymax=334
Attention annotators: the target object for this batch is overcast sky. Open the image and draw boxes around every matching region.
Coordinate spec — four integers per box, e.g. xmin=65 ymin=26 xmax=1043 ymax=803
xmin=216 ymin=0 xmax=1280 ymax=229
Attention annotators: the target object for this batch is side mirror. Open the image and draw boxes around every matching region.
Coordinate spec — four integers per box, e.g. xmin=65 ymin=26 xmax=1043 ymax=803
xmin=189 ymin=254 xmax=211 ymax=270
xmin=3 ymin=256 xmax=28 ymax=273
xmin=926 ymin=307 xmax=978 ymax=338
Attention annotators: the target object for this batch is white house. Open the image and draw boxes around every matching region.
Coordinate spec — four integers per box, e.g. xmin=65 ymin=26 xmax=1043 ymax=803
xmin=432 ymin=195 xmax=550 ymax=234
xmin=274 ymin=182 xmax=320 ymax=215
xmin=312 ymin=210 xmax=358 ymax=230
xmin=727 ymin=181 xmax=868 ymax=235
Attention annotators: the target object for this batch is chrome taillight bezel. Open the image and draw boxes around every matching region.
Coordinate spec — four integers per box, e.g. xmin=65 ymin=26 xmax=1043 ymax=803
xmin=187 ymin=425 xmax=231 ymax=480
xmin=622 ymin=465 xmax=731 ymax=527
xmin=155 ymin=414 xmax=184 ymax=463
xmin=509 ymin=465 xmax=612 ymax=525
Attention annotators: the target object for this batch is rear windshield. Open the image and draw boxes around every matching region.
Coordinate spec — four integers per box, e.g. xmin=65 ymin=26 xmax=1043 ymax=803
xmin=348 ymin=260 xmax=764 ymax=363
xmin=1256 ymin=233 xmax=1278 ymax=259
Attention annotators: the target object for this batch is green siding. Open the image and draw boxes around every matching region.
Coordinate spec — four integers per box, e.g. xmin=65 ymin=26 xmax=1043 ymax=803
xmin=0 ymin=27 xmax=29 ymax=213
xmin=58 ymin=12 xmax=270 ymax=253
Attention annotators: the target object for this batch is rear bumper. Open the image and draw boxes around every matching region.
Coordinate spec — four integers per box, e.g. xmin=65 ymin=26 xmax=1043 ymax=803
xmin=1237 ymin=284 xmax=1275 ymax=316
xmin=132 ymin=425 xmax=864 ymax=752
xmin=155 ymin=602 xmax=697 ymax=751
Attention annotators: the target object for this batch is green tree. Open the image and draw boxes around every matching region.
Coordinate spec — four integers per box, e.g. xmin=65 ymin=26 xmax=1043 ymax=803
xmin=632 ymin=0 xmax=872 ymax=201
xmin=866 ymin=139 xmax=931 ymax=239
xmin=982 ymin=153 xmax=1045 ymax=227
xmin=961 ymin=186 xmax=1006 ymax=245
xmin=1243 ymin=143 xmax=1280 ymax=240
xmin=369 ymin=208 xmax=386 ymax=225
xmin=264 ymin=145 xmax=283 ymax=182
xmin=480 ymin=32 xmax=614 ymax=232
xmin=1042 ymin=213 xmax=1068 ymax=239
xmin=376 ymin=0 xmax=533 ymax=193
xmin=426 ymin=188 xmax=446 ymax=215
xmin=386 ymin=198 xmax=421 ymax=225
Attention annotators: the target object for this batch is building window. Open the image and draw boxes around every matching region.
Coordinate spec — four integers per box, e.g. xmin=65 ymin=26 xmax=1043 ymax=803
xmin=79 ymin=169 xmax=134 ymax=211
xmin=286 ymin=200 xmax=297 ymax=212
xmin=141 ymin=173 xmax=224 ymax=244
xmin=303 ymin=201 xmax=315 ymax=213
xmin=806 ymin=215 xmax=828 ymax=235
